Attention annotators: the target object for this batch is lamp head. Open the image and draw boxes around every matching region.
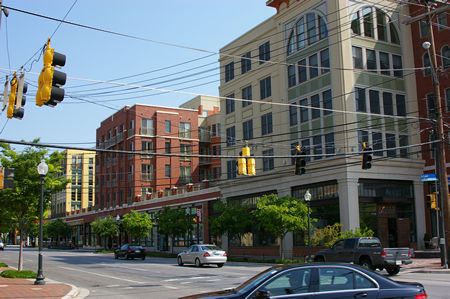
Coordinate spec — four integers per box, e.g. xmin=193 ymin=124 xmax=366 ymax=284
xmin=304 ymin=190 xmax=311 ymax=202
xmin=422 ymin=41 xmax=431 ymax=50
xmin=37 ymin=160 xmax=48 ymax=176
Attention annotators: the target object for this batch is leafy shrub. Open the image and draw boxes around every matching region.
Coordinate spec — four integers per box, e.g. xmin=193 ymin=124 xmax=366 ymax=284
xmin=0 ymin=263 xmax=8 ymax=267
xmin=311 ymin=223 xmax=374 ymax=247
xmin=0 ymin=270 xmax=37 ymax=278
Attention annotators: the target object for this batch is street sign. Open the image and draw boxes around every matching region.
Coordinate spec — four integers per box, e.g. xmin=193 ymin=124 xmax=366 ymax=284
xmin=421 ymin=173 xmax=437 ymax=182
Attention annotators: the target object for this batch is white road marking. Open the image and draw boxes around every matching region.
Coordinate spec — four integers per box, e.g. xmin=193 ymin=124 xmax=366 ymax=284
xmin=163 ymin=276 xmax=209 ymax=282
xmin=59 ymin=266 xmax=146 ymax=284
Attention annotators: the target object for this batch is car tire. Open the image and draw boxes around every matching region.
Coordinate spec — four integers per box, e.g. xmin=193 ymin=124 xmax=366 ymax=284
xmin=177 ymin=257 xmax=184 ymax=266
xmin=386 ymin=266 xmax=400 ymax=276
xmin=217 ymin=263 xmax=224 ymax=268
xmin=115 ymin=254 xmax=118 ymax=259
xmin=314 ymin=256 xmax=324 ymax=262
xmin=195 ymin=258 xmax=202 ymax=267
xmin=359 ymin=258 xmax=373 ymax=270
xmin=126 ymin=254 xmax=131 ymax=260
xmin=141 ymin=256 xmax=145 ymax=260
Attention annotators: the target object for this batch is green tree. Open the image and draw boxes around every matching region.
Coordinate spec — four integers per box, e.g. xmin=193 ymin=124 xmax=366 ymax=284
xmin=311 ymin=223 xmax=374 ymax=248
xmin=252 ymin=194 xmax=308 ymax=259
xmin=0 ymin=141 xmax=68 ymax=270
xmin=156 ymin=207 xmax=188 ymax=252
xmin=46 ymin=218 xmax=72 ymax=247
xmin=91 ymin=216 xmax=119 ymax=250
xmin=209 ymin=199 xmax=252 ymax=245
xmin=122 ymin=210 xmax=154 ymax=244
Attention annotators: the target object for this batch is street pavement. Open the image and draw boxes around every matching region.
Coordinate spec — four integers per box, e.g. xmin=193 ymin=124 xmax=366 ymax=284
xmin=0 ymin=257 xmax=449 ymax=299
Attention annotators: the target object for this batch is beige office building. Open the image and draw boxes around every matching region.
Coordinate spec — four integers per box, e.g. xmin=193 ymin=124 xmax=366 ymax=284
xmin=218 ymin=0 xmax=426 ymax=256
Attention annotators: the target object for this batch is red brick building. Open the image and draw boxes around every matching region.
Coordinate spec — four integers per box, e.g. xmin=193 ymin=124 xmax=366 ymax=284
xmin=95 ymin=104 xmax=201 ymax=209
xmin=408 ymin=3 xmax=449 ymax=238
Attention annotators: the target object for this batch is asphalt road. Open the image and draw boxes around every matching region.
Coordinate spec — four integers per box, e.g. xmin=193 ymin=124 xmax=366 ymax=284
xmin=1 ymin=246 xmax=450 ymax=298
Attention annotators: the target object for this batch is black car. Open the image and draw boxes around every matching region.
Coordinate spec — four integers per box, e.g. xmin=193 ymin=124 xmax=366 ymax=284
xmin=179 ymin=263 xmax=427 ymax=299
xmin=114 ymin=244 xmax=146 ymax=260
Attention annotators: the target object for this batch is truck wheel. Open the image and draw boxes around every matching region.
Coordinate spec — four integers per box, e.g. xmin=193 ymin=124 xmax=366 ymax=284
xmin=386 ymin=266 xmax=400 ymax=276
xmin=314 ymin=256 xmax=324 ymax=262
xmin=359 ymin=258 xmax=373 ymax=270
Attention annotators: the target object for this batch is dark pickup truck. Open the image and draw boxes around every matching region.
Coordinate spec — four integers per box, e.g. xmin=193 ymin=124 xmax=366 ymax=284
xmin=313 ymin=237 xmax=412 ymax=275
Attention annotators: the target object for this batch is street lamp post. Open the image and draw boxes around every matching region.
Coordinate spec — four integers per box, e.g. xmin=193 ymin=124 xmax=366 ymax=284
xmin=35 ymin=160 xmax=48 ymax=285
xmin=304 ymin=190 xmax=312 ymax=263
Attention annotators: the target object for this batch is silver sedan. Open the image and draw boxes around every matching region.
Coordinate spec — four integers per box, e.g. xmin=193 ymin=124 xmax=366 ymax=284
xmin=177 ymin=244 xmax=227 ymax=268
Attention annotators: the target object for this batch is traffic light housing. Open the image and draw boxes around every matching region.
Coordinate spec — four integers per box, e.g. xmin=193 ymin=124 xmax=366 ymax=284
xmin=0 ymin=167 xmax=14 ymax=190
xmin=36 ymin=39 xmax=66 ymax=107
xmin=238 ymin=145 xmax=255 ymax=176
xmin=427 ymin=192 xmax=438 ymax=210
xmin=294 ymin=145 xmax=306 ymax=175
xmin=361 ymin=142 xmax=372 ymax=170
xmin=6 ymin=73 xmax=27 ymax=119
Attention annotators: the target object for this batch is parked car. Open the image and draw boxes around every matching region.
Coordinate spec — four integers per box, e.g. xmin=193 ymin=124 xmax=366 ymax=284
xmin=114 ymin=244 xmax=146 ymax=260
xmin=179 ymin=263 xmax=427 ymax=299
xmin=0 ymin=241 xmax=4 ymax=250
xmin=177 ymin=244 xmax=227 ymax=267
xmin=313 ymin=237 xmax=412 ymax=275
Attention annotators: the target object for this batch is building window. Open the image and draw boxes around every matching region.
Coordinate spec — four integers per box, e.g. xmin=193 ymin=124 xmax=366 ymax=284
xmin=165 ymin=165 xmax=171 ymax=178
xmin=180 ymin=166 xmax=191 ymax=183
xmin=179 ymin=122 xmax=191 ymax=138
xmin=242 ymin=85 xmax=252 ymax=107
xmin=399 ymin=135 xmax=408 ymax=158
xmin=241 ymin=52 xmax=251 ymax=74
xmin=142 ymin=141 xmax=153 ymax=153
xmin=442 ymin=46 xmax=450 ymax=69
xmin=259 ymin=41 xmax=270 ymax=64
xmin=426 ymin=93 xmax=435 ymax=117
xmin=352 ymin=46 xmax=363 ymax=69
xmin=226 ymin=126 xmax=235 ymax=146
xmin=423 ymin=52 xmax=431 ymax=76
xmin=393 ymin=55 xmax=403 ymax=77
xmin=243 ymin=120 xmax=253 ymax=140
xmin=396 ymin=94 xmax=406 ymax=116
xmin=225 ymin=62 xmax=234 ymax=82
xmin=296 ymin=17 xmax=306 ymax=50
xmin=313 ymin=135 xmax=322 ymax=160
xmin=165 ymin=142 xmax=171 ymax=153
xmin=165 ymin=120 xmax=171 ymax=133
xmin=379 ymin=52 xmax=390 ymax=76
xmin=289 ymin=104 xmax=298 ymax=126
xmin=358 ymin=130 xmax=369 ymax=150
xmin=226 ymin=94 xmax=235 ymax=114
xmin=383 ymin=92 xmax=393 ymax=115
xmin=306 ymin=13 xmax=317 ymax=44
xmin=260 ymin=77 xmax=271 ymax=99
xmin=288 ymin=65 xmax=296 ymax=87
xmin=351 ymin=11 xmax=361 ymax=35
xmin=323 ymin=89 xmax=332 ymax=115
xmin=363 ymin=7 xmax=374 ymax=38
xmin=446 ymin=88 xmax=450 ymax=112
xmin=298 ymin=59 xmax=307 ymax=83
xmin=372 ymin=132 xmax=383 ymax=156
xmin=141 ymin=164 xmax=153 ymax=181
xmin=180 ymin=144 xmax=191 ymax=161
xmin=325 ymin=133 xmax=335 ymax=155
xmin=261 ymin=113 xmax=273 ymax=136
xmin=300 ymin=98 xmax=309 ymax=122
xmin=319 ymin=15 xmax=328 ymax=39
xmin=309 ymin=54 xmax=318 ymax=79
xmin=355 ymin=87 xmax=366 ymax=112
xmin=420 ymin=20 xmax=428 ymax=38
xmin=320 ymin=48 xmax=330 ymax=74
xmin=227 ymin=160 xmax=237 ymax=179
xmin=366 ymin=49 xmax=377 ymax=72
xmin=141 ymin=118 xmax=153 ymax=135
xmin=386 ymin=133 xmax=396 ymax=157
xmin=352 ymin=7 xmax=400 ymax=44
xmin=369 ymin=90 xmax=380 ymax=114
xmin=263 ymin=149 xmax=274 ymax=171
xmin=311 ymin=94 xmax=320 ymax=119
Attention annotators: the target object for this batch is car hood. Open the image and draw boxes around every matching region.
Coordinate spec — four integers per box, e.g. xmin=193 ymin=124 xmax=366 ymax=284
xmin=179 ymin=288 xmax=236 ymax=299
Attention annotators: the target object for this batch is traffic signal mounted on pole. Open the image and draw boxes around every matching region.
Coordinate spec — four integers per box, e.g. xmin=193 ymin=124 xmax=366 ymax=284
xmin=0 ymin=167 xmax=14 ymax=190
xmin=361 ymin=142 xmax=373 ymax=170
xmin=237 ymin=144 xmax=256 ymax=176
xmin=294 ymin=145 xmax=306 ymax=175
xmin=427 ymin=192 xmax=438 ymax=210
xmin=36 ymin=39 xmax=66 ymax=107
xmin=6 ymin=72 xmax=27 ymax=119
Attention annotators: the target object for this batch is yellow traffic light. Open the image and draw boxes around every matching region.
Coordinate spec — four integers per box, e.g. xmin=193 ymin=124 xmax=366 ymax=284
xmin=36 ymin=39 xmax=66 ymax=107
xmin=6 ymin=73 xmax=17 ymax=119
xmin=428 ymin=192 xmax=438 ymax=210
xmin=238 ymin=156 xmax=247 ymax=175
xmin=247 ymin=157 xmax=256 ymax=175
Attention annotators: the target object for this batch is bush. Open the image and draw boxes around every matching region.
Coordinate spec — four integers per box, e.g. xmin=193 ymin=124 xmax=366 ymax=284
xmin=311 ymin=223 xmax=374 ymax=247
xmin=0 ymin=263 xmax=8 ymax=267
xmin=0 ymin=270 xmax=37 ymax=279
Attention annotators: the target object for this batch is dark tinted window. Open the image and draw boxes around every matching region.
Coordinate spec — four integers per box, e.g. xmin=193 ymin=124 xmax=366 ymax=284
xmin=358 ymin=239 xmax=381 ymax=248
xmin=344 ymin=239 xmax=356 ymax=249
xmin=319 ymin=268 xmax=353 ymax=291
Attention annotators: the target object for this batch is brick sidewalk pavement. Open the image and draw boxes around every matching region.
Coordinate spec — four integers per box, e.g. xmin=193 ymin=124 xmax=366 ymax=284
xmin=0 ymin=267 xmax=76 ymax=299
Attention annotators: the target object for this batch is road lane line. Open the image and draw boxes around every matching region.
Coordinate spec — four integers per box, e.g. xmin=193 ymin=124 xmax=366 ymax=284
xmin=59 ymin=266 xmax=146 ymax=284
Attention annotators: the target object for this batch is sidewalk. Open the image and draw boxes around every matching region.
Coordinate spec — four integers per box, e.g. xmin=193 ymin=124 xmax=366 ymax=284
xmin=402 ymin=257 xmax=450 ymax=273
xmin=0 ymin=267 xmax=79 ymax=299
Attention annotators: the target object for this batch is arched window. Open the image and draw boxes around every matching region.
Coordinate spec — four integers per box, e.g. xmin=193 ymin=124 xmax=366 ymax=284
xmin=286 ymin=12 xmax=328 ymax=56
xmin=442 ymin=45 xmax=450 ymax=69
xmin=351 ymin=7 xmax=400 ymax=44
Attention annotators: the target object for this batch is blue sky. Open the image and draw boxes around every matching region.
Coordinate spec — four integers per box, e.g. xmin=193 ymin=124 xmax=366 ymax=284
xmin=0 ymin=0 xmax=274 ymax=148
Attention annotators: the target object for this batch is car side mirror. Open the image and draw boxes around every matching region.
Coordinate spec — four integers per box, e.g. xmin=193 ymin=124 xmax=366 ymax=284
xmin=255 ymin=290 xmax=271 ymax=299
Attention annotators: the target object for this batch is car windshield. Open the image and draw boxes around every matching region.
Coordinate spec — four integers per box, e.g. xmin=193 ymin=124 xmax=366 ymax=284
xmin=130 ymin=246 xmax=142 ymax=250
xmin=234 ymin=268 xmax=280 ymax=294
xmin=201 ymin=245 xmax=221 ymax=251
